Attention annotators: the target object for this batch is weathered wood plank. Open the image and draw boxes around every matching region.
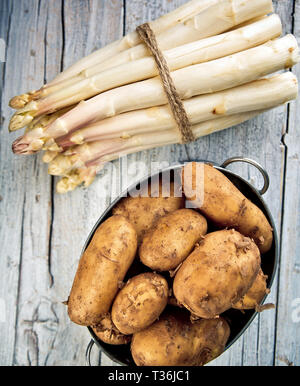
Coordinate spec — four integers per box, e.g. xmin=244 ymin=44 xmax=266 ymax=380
xmin=0 ymin=0 xmax=54 ymax=366
xmin=274 ymin=0 xmax=300 ymax=367
xmin=11 ymin=0 xmax=62 ymax=366
xmin=0 ymin=0 xmax=124 ymax=367
xmin=0 ymin=0 xmax=14 ymax=367
xmin=47 ymin=0 xmax=124 ymax=366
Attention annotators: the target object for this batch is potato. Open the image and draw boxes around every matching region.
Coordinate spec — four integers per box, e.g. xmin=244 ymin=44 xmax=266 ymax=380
xmin=233 ymin=268 xmax=269 ymax=310
xmin=168 ymin=295 xmax=182 ymax=308
xmin=111 ymin=273 xmax=168 ymax=335
xmin=140 ymin=209 xmax=207 ymax=271
xmin=92 ymin=313 xmax=131 ymax=345
xmin=173 ymin=229 xmax=261 ymax=319
xmin=113 ymin=181 xmax=184 ymax=244
xmin=131 ymin=310 xmax=230 ymax=366
xmin=68 ymin=215 xmax=137 ymax=326
xmin=182 ymin=162 xmax=273 ymax=253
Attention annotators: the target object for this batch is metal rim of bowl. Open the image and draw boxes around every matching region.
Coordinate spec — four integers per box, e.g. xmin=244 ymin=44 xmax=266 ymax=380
xmin=83 ymin=157 xmax=279 ymax=366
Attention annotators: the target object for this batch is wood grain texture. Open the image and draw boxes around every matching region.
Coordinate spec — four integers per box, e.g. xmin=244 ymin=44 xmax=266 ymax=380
xmin=0 ymin=0 xmax=299 ymax=366
xmin=0 ymin=0 xmax=15 ymax=366
xmin=11 ymin=0 xmax=63 ymax=367
xmin=48 ymin=0 xmax=124 ymax=367
xmin=0 ymin=0 xmax=54 ymax=366
xmin=274 ymin=0 xmax=300 ymax=367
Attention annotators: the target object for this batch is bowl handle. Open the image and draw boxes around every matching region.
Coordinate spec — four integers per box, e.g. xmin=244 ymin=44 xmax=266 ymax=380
xmin=220 ymin=157 xmax=270 ymax=195
xmin=85 ymin=339 xmax=96 ymax=366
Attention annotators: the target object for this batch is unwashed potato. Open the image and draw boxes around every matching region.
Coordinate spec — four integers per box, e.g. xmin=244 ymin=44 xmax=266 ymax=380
xmin=233 ymin=268 xmax=270 ymax=310
xmin=131 ymin=310 xmax=230 ymax=366
xmin=173 ymin=229 xmax=261 ymax=319
xmin=112 ymin=273 xmax=168 ymax=335
xmin=140 ymin=209 xmax=207 ymax=271
xmin=182 ymin=162 xmax=273 ymax=253
xmin=112 ymin=180 xmax=184 ymax=244
xmin=168 ymin=295 xmax=182 ymax=308
xmin=68 ymin=215 xmax=137 ymax=326
xmin=92 ymin=313 xmax=131 ymax=345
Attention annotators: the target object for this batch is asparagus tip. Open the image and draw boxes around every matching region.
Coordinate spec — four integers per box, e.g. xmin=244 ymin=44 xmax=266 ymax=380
xmin=9 ymin=89 xmax=43 ymax=110
xmin=43 ymin=151 xmax=58 ymax=164
xmin=9 ymin=114 xmax=34 ymax=132
xmin=12 ymin=139 xmax=30 ymax=155
xmin=43 ymin=138 xmax=63 ymax=152
xmin=56 ymin=173 xmax=82 ymax=193
xmin=12 ymin=136 xmax=41 ymax=155
xmin=56 ymin=165 xmax=98 ymax=193
xmin=9 ymin=94 xmax=30 ymax=109
xmin=70 ymin=133 xmax=85 ymax=145
xmin=9 ymin=100 xmax=40 ymax=131
xmin=48 ymin=155 xmax=78 ymax=176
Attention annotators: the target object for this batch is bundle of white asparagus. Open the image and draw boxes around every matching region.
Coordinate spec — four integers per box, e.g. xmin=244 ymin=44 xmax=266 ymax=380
xmin=8 ymin=0 xmax=300 ymax=193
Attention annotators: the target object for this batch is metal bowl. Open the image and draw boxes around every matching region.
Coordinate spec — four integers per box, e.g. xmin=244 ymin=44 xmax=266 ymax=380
xmin=84 ymin=157 xmax=279 ymax=366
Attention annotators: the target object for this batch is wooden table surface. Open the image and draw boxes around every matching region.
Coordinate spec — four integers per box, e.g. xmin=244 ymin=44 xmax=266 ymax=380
xmin=0 ymin=0 xmax=299 ymax=366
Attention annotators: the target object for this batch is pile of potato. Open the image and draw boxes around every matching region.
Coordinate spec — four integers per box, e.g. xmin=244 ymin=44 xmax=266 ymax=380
xmin=67 ymin=162 xmax=274 ymax=366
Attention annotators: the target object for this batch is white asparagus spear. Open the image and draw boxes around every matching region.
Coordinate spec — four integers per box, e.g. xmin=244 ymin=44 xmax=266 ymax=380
xmin=10 ymin=0 xmax=223 ymax=109
xmin=53 ymin=0 xmax=275 ymax=93
xmin=84 ymin=0 xmax=273 ymax=76
xmin=25 ymin=106 xmax=74 ymax=134
xmin=50 ymin=112 xmax=262 ymax=178
xmin=19 ymin=15 xmax=282 ymax=113
xmin=11 ymin=34 xmax=299 ymax=154
xmin=10 ymin=0 xmax=220 ymax=109
xmin=53 ymin=109 xmax=269 ymax=194
xmin=53 ymin=73 xmax=297 ymax=149
xmin=44 ymin=15 xmax=273 ymax=95
xmin=48 ymin=73 xmax=298 ymax=177
xmin=10 ymin=0 xmax=274 ymax=112
xmin=49 ymin=0 xmax=272 ymax=86
xmin=50 ymin=0 xmax=221 ymax=86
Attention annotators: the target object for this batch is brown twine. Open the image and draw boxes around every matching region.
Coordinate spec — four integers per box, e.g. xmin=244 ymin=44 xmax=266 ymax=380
xmin=136 ymin=23 xmax=195 ymax=144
